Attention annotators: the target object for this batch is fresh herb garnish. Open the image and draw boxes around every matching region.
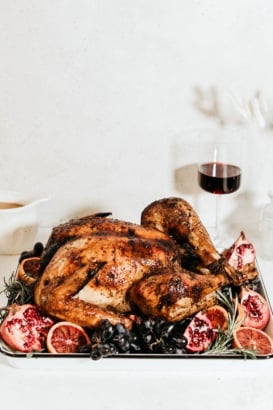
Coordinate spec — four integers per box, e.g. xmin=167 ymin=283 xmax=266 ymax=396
xmin=0 ymin=271 xmax=35 ymax=306
xmin=204 ymin=287 xmax=257 ymax=358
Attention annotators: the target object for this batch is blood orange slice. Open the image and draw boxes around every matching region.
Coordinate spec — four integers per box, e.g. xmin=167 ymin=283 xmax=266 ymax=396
xmin=204 ymin=305 xmax=228 ymax=331
xmin=17 ymin=257 xmax=41 ymax=285
xmin=46 ymin=321 xmax=90 ymax=354
xmin=233 ymin=326 xmax=273 ymax=356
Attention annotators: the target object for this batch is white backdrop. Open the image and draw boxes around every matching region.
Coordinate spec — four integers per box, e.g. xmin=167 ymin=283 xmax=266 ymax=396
xmin=1 ymin=0 xmax=273 ymax=245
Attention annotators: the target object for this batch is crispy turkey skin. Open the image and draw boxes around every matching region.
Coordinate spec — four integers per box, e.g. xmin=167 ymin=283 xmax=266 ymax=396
xmin=34 ymin=232 xmax=180 ymax=328
xmin=34 ymin=198 xmax=258 ymax=329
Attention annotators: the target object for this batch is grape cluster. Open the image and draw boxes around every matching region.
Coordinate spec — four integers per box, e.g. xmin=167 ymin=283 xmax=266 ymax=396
xmin=80 ymin=317 xmax=189 ymax=360
xmin=244 ymin=276 xmax=261 ymax=292
xmin=79 ymin=320 xmax=141 ymax=360
xmin=19 ymin=242 xmax=44 ymax=262
xmin=220 ymin=276 xmax=261 ymax=304
xmin=133 ymin=317 xmax=188 ymax=354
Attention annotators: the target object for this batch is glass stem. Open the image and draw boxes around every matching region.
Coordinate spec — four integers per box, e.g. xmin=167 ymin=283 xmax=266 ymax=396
xmin=215 ymin=194 xmax=221 ymax=247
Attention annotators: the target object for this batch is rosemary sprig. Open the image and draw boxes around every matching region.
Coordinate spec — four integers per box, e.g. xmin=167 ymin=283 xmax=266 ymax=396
xmin=204 ymin=287 xmax=257 ymax=359
xmin=0 ymin=271 xmax=35 ymax=307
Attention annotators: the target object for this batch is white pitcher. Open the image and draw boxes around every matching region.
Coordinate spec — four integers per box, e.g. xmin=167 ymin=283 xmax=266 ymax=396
xmin=0 ymin=190 xmax=50 ymax=254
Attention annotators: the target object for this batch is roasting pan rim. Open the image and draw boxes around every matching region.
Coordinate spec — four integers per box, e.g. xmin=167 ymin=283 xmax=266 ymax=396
xmin=1 ymin=260 xmax=273 ymax=367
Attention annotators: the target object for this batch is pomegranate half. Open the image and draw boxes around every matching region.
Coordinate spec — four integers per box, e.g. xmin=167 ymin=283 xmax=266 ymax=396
xmin=238 ymin=287 xmax=270 ymax=330
xmin=183 ymin=311 xmax=215 ymax=353
xmin=0 ymin=304 xmax=54 ymax=352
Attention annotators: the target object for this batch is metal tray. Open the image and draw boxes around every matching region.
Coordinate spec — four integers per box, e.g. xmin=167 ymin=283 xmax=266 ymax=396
xmin=1 ymin=261 xmax=273 ymax=369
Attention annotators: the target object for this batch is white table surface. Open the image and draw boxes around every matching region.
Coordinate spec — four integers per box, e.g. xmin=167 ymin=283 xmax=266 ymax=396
xmin=0 ymin=233 xmax=273 ymax=410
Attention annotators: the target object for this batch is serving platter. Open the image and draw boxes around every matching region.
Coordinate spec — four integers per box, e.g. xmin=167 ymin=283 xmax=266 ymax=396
xmin=0 ymin=258 xmax=272 ymax=369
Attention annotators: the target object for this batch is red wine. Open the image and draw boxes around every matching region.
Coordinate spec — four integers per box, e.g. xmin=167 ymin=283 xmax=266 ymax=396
xmin=198 ymin=162 xmax=241 ymax=194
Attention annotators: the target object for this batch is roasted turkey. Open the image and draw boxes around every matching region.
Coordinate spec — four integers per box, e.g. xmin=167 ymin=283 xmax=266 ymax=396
xmin=34 ymin=197 xmax=257 ymax=329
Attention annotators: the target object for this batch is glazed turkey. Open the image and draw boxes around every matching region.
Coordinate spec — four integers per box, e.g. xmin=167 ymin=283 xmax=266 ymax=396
xmin=34 ymin=197 xmax=258 ymax=329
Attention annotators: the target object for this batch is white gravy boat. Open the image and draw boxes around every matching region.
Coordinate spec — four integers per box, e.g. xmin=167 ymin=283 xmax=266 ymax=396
xmin=0 ymin=190 xmax=50 ymax=254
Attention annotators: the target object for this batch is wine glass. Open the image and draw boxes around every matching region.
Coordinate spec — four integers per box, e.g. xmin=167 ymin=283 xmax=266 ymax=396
xmin=197 ymin=127 xmax=244 ymax=247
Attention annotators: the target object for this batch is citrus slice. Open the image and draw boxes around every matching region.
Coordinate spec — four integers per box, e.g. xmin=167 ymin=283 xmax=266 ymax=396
xmin=46 ymin=321 xmax=90 ymax=354
xmin=233 ymin=326 xmax=273 ymax=356
xmin=17 ymin=257 xmax=41 ymax=285
xmin=204 ymin=305 xmax=228 ymax=330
